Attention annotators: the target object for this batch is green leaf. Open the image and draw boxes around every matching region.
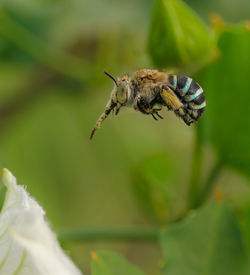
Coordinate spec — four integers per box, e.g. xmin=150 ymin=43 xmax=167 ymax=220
xmin=131 ymin=154 xmax=175 ymax=223
xmin=160 ymin=202 xmax=249 ymax=275
xmin=91 ymin=250 xmax=146 ymax=275
xmin=197 ymin=24 xmax=250 ymax=177
xmin=148 ymin=0 xmax=214 ymax=70
xmin=239 ymin=203 xmax=250 ymax=252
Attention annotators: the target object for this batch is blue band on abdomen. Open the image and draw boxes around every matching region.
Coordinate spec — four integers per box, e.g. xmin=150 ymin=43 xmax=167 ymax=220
xmin=181 ymin=78 xmax=192 ymax=95
xmin=190 ymin=101 xmax=206 ymax=109
xmin=185 ymin=88 xmax=203 ymax=102
xmin=173 ymin=75 xmax=177 ymax=87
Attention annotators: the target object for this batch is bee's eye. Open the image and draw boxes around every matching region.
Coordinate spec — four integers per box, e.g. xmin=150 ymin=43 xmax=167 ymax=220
xmin=116 ymin=83 xmax=127 ymax=104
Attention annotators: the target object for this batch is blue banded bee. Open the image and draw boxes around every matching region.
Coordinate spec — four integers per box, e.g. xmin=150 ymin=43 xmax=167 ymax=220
xmin=90 ymin=69 xmax=206 ymax=139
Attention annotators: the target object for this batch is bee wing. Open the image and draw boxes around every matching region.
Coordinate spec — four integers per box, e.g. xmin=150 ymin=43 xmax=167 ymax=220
xmin=134 ymin=69 xmax=169 ymax=85
xmin=134 ymin=70 xmax=182 ymax=110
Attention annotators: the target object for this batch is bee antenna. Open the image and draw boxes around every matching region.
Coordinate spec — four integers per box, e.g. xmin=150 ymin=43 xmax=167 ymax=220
xmin=103 ymin=71 xmax=118 ymax=87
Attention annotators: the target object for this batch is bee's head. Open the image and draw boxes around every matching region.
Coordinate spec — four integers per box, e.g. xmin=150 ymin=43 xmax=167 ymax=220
xmin=103 ymin=71 xmax=132 ymax=111
xmin=90 ymin=71 xmax=133 ymax=140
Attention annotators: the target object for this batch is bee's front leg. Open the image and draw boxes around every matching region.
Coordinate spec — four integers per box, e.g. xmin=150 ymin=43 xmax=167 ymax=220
xmin=115 ymin=103 xmax=121 ymax=115
xmin=135 ymin=96 xmax=153 ymax=115
xmin=135 ymin=97 xmax=164 ymax=121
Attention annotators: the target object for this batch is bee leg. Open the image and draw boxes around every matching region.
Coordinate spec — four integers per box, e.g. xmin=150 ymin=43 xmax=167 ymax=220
xmin=160 ymin=87 xmax=183 ymax=111
xmin=90 ymin=100 xmax=117 ymax=140
xmin=115 ymin=103 xmax=121 ymax=115
xmin=156 ymin=112 xmax=163 ymax=119
xmin=175 ymin=107 xmax=194 ymax=126
xmin=151 ymin=113 xmax=158 ymax=120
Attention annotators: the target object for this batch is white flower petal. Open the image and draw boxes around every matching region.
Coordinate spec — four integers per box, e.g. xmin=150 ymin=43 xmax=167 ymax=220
xmin=0 ymin=168 xmax=83 ymax=275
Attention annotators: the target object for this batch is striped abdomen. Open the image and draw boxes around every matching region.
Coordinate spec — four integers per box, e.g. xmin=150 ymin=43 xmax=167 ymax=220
xmin=168 ymin=75 xmax=206 ymax=125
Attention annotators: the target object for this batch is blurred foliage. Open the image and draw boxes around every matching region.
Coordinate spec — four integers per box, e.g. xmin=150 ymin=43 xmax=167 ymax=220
xmin=0 ymin=0 xmax=249 ymax=274
xmin=148 ymin=0 xmax=214 ymax=71
xmin=197 ymin=24 xmax=250 ymax=177
xmin=161 ymin=202 xmax=249 ymax=275
xmin=131 ymin=154 xmax=179 ymax=223
xmin=91 ymin=251 xmax=146 ymax=275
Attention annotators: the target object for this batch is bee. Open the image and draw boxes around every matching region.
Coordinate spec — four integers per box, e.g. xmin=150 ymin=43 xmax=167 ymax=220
xmin=90 ymin=69 xmax=206 ymax=139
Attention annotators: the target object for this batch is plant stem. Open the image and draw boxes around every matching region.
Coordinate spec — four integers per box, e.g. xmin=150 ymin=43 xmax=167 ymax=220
xmin=57 ymin=227 xmax=159 ymax=243
xmin=194 ymin=160 xmax=223 ymax=208
xmin=188 ymin=124 xmax=203 ymax=209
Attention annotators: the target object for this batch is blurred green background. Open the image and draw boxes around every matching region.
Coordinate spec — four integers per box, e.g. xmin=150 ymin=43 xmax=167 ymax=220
xmin=0 ymin=0 xmax=250 ymax=274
